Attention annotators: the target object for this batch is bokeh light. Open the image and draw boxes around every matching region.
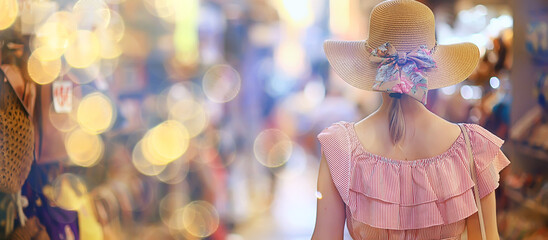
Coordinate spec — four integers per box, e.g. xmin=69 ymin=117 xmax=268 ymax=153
xmin=173 ymin=0 xmax=200 ymax=65
xmin=303 ymin=81 xmax=326 ymax=107
xmin=460 ymin=85 xmax=483 ymax=100
xmin=95 ymin=10 xmax=125 ymax=42
xmin=166 ymin=82 xmax=204 ymax=109
xmin=77 ymin=92 xmax=116 ymax=134
xmin=275 ymin=41 xmax=306 ymax=78
xmin=169 ymin=99 xmax=208 ymax=138
xmin=202 ymin=65 xmax=242 ymax=103
xmin=273 ymin=143 xmax=308 ymax=179
xmin=96 ymin=31 xmax=123 ymax=59
xmin=48 ymin=102 xmax=79 ymax=132
xmin=47 ymin=173 xmax=88 ymax=211
xmin=490 ymin=76 xmax=501 ymax=89
xmin=160 ymin=191 xmax=190 ymax=229
xmin=69 ymin=58 xmax=119 ymax=85
xmin=277 ymin=0 xmax=315 ymax=27
xmin=33 ymin=11 xmax=77 ymax=60
xmin=73 ymin=0 xmax=111 ymax=29
xmin=441 ymin=85 xmax=458 ymax=95
xmin=104 ymin=0 xmax=126 ymax=4
xmin=168 ymin=208 xmax=186 ymax=232
xmin=0 ymin=0 xmax=18 ymax=30
xmin=156 ymin=158 xmax=189 ymax=184
xmin=315 ymin=191 xmax=323 ymax=200
xmin=64 ymin=30 xmax=101 ymax=69
xmin=27 ymin=48 xmax=62 ymax=85
xmin=182 ymin=201 xmax=220 ymax=238
xmin=132 ymin=140 xmax=167 ymax=176
xmin=460 ymin=85 xmax=474 ymax=100
xmin=329 ymin=0 xmax=350 ymax=35
xmin=142 ymin=0 xmax=175 ymax=22
xmin=69 ymin=64 xmax=104 ymax=85
xmin=195 ymin=129 xmax=237 ymax=167
xmin=65 ymin=128 xmax=104 ymax=167
xmin=96 ymin=58 xmax=120 ymax=78
xmin=142 ymin=120 xmax=190 ymax=166
xmin=94 ymin=9 xmax=124 ymax=60
xmin=155 ymin=0 xmax=177 ymax=22
xmin=253 ymin=129 xmax=293 ymax=168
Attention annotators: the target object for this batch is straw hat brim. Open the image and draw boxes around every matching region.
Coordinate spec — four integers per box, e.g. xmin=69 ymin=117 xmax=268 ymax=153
xmin=323 ymin=40 xmax=480 ymax=90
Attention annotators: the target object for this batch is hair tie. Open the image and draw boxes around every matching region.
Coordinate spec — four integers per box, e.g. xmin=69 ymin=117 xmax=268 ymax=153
xmin=389 ymin=93 xmax=402 ymax=99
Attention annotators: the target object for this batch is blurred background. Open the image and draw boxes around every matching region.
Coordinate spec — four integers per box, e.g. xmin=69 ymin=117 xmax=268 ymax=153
xmin=0 ymin=0 xmax=547 ymax=239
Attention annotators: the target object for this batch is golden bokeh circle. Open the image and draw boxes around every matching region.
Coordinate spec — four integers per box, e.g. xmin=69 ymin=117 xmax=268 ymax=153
xmin=65 ymin=128 xmax=104 ymax=167
xmin=48 ymin=89 xmax=80 ymax=132
xmin=33 ymin=11 xmax=78 ymax=60
xmin=142 ymin=0 xmax=177 ymax=22
xmin=73 ymin=0 xmax=111 ymax=29
xmin=132 ymin=140 xmax=167 ymax=176
xmin=160 ymin=191 xmax=189 ymax=229
xmin=96 ymin=32 xmax=123 ymax=59
xmin=95 ymin=10 xmax=124 ymax=60
xmin=182 ymin=201 xmax=220 ymax=238
xmin=169 ymin=99 xmax=208 ymax=138
xmin=142 ymin=121 xmax=190 ymax=165
xmin=0 ymin=0 xmax=18 ymax=30
xmin=165 ymin=82 xmax=204 ymax=111
xmin=68 ymin=65 xmax=102 ymax=85
xmin=27 ymin=48 xmax=62 ymax=85
xmin=48 ymin=173 xmax=88 ymax=211
xmin=77 ymin=92 xmax=116 ymax=134
xmin=95 ymin=10 xmax=125 ymax=42
xmin=156 ymin=158 xmax=189 ymax=184
xmin=64 ymin=30 xmax=101 ymax=69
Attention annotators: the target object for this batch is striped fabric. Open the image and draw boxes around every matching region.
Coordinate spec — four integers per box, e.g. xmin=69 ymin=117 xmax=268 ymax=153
xmin=317 ymin=121 xmax=511 ymax=240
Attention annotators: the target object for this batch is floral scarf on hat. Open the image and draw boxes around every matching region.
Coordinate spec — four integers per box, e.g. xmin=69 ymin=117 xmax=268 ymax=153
xmin=370 ymin=42 xmax=437 ymax=104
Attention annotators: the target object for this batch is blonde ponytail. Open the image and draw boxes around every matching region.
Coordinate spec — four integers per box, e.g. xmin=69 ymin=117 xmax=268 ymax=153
xmin=388 ymin=96 xmax=405 ymax=144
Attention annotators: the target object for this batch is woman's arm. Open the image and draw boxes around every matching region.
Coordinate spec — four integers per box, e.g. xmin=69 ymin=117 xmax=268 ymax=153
xmin=466 ymin=191 xmax=500 ymax=240
xmin=311 ymin=153 xmax=346 ymax=240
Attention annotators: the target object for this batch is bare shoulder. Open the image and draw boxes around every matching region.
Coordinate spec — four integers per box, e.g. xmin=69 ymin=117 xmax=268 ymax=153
xmin=432 ymin=115 xmax=461 ymax=134
xmin=354 ymin=111 xmax=462 ymax=159
xmin=353 ymin=112 xmax=389 ymax=142
xmin=355 ymin=110 xmax=461 ymax=138
xmin=420 ymin=114 xmax=462 ymax=155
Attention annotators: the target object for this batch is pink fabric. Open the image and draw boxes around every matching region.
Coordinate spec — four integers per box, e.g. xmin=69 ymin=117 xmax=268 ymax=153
xmin=317 ymin=121 xmax=511 ymax=240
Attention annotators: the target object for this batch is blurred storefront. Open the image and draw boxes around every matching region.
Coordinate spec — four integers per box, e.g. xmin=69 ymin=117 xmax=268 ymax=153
xmin=0 ymin=0 xmax=546 ymax=239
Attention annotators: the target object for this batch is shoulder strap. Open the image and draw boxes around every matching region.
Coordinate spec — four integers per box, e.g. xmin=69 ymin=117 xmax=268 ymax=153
xmin=458 ymin=123 xmax=487 ymax=240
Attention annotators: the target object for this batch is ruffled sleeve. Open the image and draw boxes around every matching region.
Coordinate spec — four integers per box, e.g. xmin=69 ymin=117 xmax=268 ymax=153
xmin=317 ymin=121 xmax=352 ymax=205
xmin=465 ymin=124 xmax=511 ymax=199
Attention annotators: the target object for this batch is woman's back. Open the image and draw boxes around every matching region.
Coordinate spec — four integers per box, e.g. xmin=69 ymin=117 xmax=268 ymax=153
xmin=353 ymin=95 xmax=462 ymax=162
xmin=315 ymin=120 xmax=509 ymax=239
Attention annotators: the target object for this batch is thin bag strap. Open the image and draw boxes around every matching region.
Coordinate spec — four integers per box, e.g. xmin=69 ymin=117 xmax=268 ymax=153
xmin=458 ymin=124 xmax=487 ymax=240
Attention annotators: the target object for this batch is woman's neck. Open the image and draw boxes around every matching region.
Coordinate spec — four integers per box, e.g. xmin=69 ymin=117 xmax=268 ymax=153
xmin=376 ymin=93 xmax=431 ymax=120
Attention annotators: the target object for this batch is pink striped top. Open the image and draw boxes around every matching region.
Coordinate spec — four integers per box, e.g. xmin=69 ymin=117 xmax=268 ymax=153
xmin=317 ymin=121 xmax=511 ymax=240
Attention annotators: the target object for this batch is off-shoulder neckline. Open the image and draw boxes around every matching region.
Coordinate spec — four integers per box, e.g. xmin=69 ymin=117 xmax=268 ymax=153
xmin=346 ymin=121 xmax=465 ymax=165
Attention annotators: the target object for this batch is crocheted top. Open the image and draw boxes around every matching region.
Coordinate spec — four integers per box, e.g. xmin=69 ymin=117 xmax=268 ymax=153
xmin=317 ymin=121 xmax=510 ymax=240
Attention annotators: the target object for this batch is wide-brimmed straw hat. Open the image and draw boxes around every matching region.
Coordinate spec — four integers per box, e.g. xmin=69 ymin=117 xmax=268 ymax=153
xmin=324 ymin=0 xmax=479 ymax=104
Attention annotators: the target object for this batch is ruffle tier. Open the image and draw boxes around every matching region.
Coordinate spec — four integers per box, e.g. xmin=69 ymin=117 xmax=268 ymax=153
xmin=317 ymin=121 xmax=511 ymax=230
